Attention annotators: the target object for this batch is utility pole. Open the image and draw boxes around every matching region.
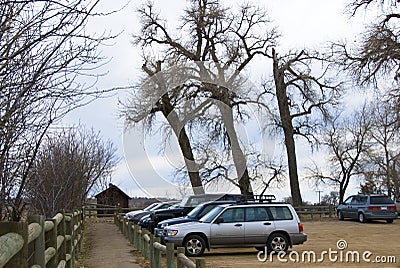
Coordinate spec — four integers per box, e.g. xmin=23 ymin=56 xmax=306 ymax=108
xmin=316 ymin=190 xmax=323 ymax=205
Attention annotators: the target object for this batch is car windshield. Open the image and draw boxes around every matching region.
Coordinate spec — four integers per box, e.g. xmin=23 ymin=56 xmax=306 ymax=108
xmin=143 ymin=203 xmax=159 ymax=211
xmin=187 ymin=204 xmax=205 ymax=218
xmin=199 ymin=206 xmax=224 ymax=223
xmin=370 ymin=196 xmax=394 ymax=204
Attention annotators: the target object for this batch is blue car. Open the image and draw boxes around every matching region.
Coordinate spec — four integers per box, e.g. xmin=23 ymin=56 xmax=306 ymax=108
xmin=337 ymin=194 xmax=398 ymax=223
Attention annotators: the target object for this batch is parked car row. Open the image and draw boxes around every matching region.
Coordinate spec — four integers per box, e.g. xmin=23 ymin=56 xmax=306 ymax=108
xmin=125 ymin=201 xmax=179 ymax=223
xmin=125 ymin=193 xmax=397 ymax=257
xmin=126 ymin=194 xmax=307 ymax=257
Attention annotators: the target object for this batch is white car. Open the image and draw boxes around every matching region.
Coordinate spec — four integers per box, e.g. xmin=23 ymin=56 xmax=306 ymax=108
xmin=126 ymin=202 xmax=177 ymax=222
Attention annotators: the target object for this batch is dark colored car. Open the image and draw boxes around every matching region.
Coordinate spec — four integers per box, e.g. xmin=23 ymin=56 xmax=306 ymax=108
xmin=337 ymin=194 xmax=398 ymax=223
xmin=125 ymin=201 xmax=178 ymax=223
xmin=154 ymin=200 xmax=237 ymax=237
xmin=146 ymin=193 xmax=244 ymax=232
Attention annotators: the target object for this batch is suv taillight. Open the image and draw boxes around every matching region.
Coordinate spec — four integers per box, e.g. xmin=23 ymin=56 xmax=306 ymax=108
xmin=298 ymin=223 xmax=304 ymax=232
xmin=367 ymin=206 xmax=381 ymax=210
xmin=388 ymin=206 xmax=396 ymax=210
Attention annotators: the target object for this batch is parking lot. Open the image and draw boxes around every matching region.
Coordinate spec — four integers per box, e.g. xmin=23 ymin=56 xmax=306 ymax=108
xmin=200 ymin=219 xmax=400 ymax=267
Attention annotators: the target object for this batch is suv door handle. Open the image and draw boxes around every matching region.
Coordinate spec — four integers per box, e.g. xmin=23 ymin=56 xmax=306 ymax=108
xmin=263 ymin=222 xmax=271 ymax=225
xmin=234 ymin=223 xmax=242 ymax=227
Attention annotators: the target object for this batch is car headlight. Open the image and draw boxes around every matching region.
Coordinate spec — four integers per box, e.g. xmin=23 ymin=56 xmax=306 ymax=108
xmin=167 ymin=230 xmax=178 ymax=236
xmin=161 ymin=223 xmax=168 ymax=228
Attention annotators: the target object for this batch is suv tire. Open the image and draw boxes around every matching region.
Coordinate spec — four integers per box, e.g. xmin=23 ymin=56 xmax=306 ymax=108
xmin=267 ymin=233 xmax=289 ymax=253
xmin=184 ymin=235 xmax=206 ymax=257
xmin=358 ymin=212 xmax=366 ymax=223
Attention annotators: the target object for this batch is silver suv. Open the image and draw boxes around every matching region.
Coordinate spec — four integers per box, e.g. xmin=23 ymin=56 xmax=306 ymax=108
xmin=163 ymin=202 xmax=307 ymax=257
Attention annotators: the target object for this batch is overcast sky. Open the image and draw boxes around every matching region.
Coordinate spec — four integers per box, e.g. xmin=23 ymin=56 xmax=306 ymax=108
xmin=63 ymin=0 xmax=367 ymax=202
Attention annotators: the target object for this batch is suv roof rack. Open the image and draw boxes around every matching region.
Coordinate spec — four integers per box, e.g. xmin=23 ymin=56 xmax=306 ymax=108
xmin=237 ymin=194 xmax=277 ymax=204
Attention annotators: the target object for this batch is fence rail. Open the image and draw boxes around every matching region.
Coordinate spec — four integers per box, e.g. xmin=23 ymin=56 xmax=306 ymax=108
xmin=114 ymin=214 xmax=206 ymax=268
xmin=294 ymin=205 xmax=336 ymax=219
xmin=0 ymin=210 xmax=84 ymax=268
xmin=84 ymin=203 xmax=136 ymax=218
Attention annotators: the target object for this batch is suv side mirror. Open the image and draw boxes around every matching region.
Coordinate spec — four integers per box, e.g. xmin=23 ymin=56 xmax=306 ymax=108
xmin=215 ymin=218 xmax=224 ymax=224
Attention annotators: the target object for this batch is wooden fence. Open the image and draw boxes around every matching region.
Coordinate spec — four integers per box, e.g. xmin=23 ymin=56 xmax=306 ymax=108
xmin=294 ymin=205 xmax=336 ymax=220
xmin=115 ymin=214 xmax=206 ymax=268
xmin=84 ymin=203 xmax=133 ymax=218
xmin=0 ymin=210 xmax=84 ymax=268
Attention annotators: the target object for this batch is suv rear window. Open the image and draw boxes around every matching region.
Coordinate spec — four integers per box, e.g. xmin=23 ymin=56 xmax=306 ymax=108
xmin=269 ymin=206 xmax=293 ymax=220
xmin=370 ymin=196 xmax=393 ymax=204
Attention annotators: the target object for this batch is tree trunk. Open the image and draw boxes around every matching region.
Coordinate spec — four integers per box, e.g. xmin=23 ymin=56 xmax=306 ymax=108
xmin=217 ymin=101 xmax=253 ymax=197
xmin=161 ymin=96 xmax=205 ymax=195
xmin=149 ymin=62 xmax=205 ymax=195
xmin=272 ymin=50 xmax=303 ymax=206
xmin=339 ymin=181 xmax=345 ymax=204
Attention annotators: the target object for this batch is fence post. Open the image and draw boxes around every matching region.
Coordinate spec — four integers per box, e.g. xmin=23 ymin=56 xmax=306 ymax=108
xmin=196 ymin=258 xmax=206 ymax=268
xmin=128 ymin=221 xmax=133 ymax=244
xmin=48 ymin=218 xmax=58 ymax=268
xmin=166 ymin=242 xmax=174 ymax=268
xmin=153 ymin=237 xmax=161 ymax=268
xmin=150 ymin=234 xmax=155 ymax=268
xmin=0 ymin=222 xmax=28 ymax=268
xmin=59 ymin=211 xmax=67 ymax=265
xmin=72 ymin=210 xmax=81 ymax=260
xmin=122 ymin=217 xmax=125 ymax=236
xmin=143 ymin=230 xmax=149 ymax=259
xmin=65 ymin=212 xmax=74 ymax=268
xmin=133 ymin=224 xmax=138 ymax=248
xmin=138 ymin=226 xmax=143 ymax=252
xmin=80 ymin=208 xmax=85 ymax=231
xmin=177 ymin=247 xmax=185 ymax=268
xmin=28 ymin=215 xmax=45 ymax=267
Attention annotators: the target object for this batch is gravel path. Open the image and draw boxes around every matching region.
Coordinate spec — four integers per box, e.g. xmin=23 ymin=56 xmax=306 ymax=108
xmin=82 ymin=219 xmax=144 ymax=268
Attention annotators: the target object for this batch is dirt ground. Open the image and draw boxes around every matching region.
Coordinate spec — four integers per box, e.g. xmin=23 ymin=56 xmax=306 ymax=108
xmin=77 ymin=218 xmax=144 ymax=268
xmin=78 ymin=218 xmax=400 ymax=268
xmin=199 ymin=219 xmax=400 ymax=268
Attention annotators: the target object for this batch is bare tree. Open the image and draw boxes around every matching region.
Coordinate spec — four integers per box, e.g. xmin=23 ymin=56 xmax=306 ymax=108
xmin=122 ymin=61 xmax=206 ymax=194
xmin=360 ymin=172 xmax=385 ymax=194
xmin=346 ymin=0 xmax=400 ymax=83
xmin=320 ymin=191 xmax=339 ymax=206
xmin=0 ymin=1 xmax=115 ymax=221
xmin=188 ymin=140 xmax=286 ymax=194
xmin=362 ymin=99 xmax=399 ymax=198
xmin=25 ymin=126 xmax=118 ymax=218
xmin=307 ymin=107 xmax=372 ymax=203
xmin=267 ymin=48 xmax=342 ymax=206
xmin=125 ymin=0 xmax=278 ymax=196
xmin=336 ymin=0 xmax=400 ymax=110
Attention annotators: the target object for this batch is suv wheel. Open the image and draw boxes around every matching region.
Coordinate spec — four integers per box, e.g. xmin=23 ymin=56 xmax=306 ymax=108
xmin=338 ymin=211 xmax=344 ymax=221
xmin=358 ymin=212 xmax=366 ymax=223
xmin=184 ymin=235 xmax=206 ymax=257
xmin=267 ymin=233 xmax=289 ymax=253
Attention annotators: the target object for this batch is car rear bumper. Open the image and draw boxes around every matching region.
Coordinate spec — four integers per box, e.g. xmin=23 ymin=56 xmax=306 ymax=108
xmin=290 ymin=233 xmax=307 ymax=245
xmin=364 ymin=211 xmax=398 ymax=220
